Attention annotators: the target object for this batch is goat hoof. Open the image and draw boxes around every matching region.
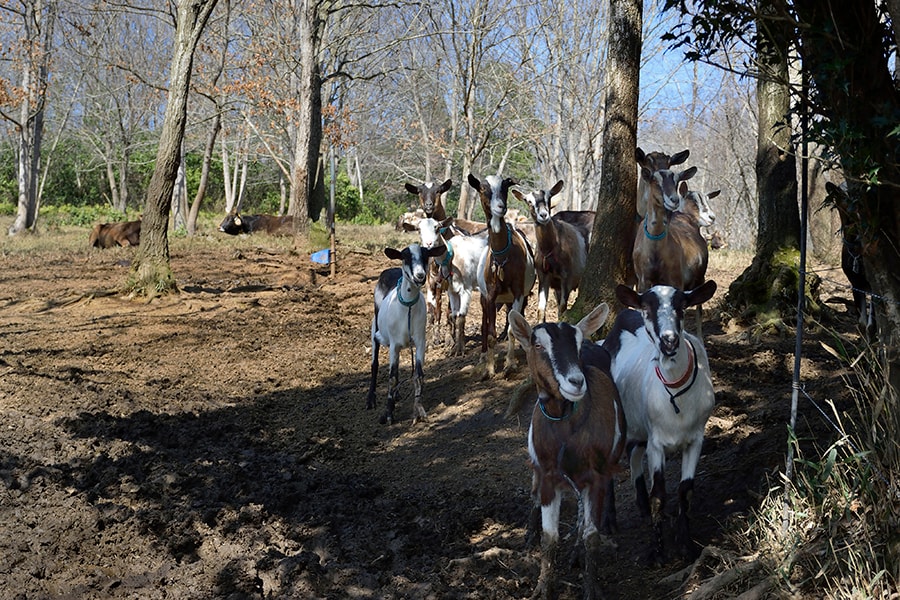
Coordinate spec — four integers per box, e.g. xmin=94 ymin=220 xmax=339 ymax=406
xmin=380 ymin=412 xmax=393 ymax=425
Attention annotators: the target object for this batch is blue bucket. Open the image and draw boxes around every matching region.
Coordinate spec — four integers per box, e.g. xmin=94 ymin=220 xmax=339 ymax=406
xmin=310 ymin=249 xmax=330 ymax=264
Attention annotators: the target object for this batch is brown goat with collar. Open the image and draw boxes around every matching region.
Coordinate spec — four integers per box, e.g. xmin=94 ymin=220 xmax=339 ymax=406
xmin=510 ymin=303 xmax=626 ymax=600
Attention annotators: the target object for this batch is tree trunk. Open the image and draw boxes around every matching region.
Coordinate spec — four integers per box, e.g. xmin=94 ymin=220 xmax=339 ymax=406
xmin=187 ymin=112 xmax=221 ymax=234
xmin=794 ymin=0 xmax=900 ymax=402
xmin=571 ymin=0 xmax=641 ymax=325
xmin=725 ymin=0 xmax=804 ymax=321
xmin=8 ymin=0 xmax=56 ymax=236
xmin=127 ymin=0 xmax=218 ymax=296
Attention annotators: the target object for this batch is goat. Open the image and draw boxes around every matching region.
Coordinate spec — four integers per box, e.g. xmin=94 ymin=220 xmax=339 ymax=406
xmin=509 ymin=303 xmax=626 ymax=600
xmin=554 ymin=210 xmax=595 ymax=245
xmin=602 ymin=281 xmax=717 ymax=562
xmin=513 ymin=180 xmax=588 ymax=322
xmin=218 ymin=212 xmax=294 ymax=236
xmin=365 ymin=243 xmax=445 ymax=425
xmin=468 ymin=173 xmax=536 ymax=378
xmin=677 ymin=182 xmax=719 ymax=229
xmin=89 ymin=219 xmax=141 ymax=248
xmin=633 ymin=164 xmax=710 ymax=338
xmin=405 ymin=179 xmax=453 ymax=221
xmin=826 ymin=181 xmax=874 ymax=334
xmin=405 ymin=217 xmax=488 ymax=354
xmin=635 ymin=147 xmax=690 ymax=219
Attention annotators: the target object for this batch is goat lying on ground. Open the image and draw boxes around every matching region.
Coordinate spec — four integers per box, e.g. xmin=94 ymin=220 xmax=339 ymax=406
xmin=513 ymin=180 xmax=588 ymax=322
xmin=602 ymin=281 xmax=717 ymax=562
xmin=89 ymin=220 xmax=141 ymax=248
xmin=635 ymin=147 xmax=690 ymax=219
xmin=469 ymin=173 xmax=536 ymax=377
xmin=218 ymin=212 xmax=294 ymax=235
xmin=366 ymin=243 xmax=445 ymax=425
xmin=406 ymin=217 xmax=487 ymax=354
xmin=510 ymin=303 xmax=626 ymax=600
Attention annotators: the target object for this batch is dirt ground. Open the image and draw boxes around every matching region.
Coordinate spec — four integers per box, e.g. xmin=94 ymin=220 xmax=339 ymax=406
xmin=0 ymin=225 xmax=861 ymax=599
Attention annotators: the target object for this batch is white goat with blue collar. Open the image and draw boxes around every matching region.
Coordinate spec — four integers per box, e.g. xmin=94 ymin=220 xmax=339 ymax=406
xmin=366 ymin=243 xmax=444 ymax=425
xmin=602 ymin=281 xmax=717 ymax=562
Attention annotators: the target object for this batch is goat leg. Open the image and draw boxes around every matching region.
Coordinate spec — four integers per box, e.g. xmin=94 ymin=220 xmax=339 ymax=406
xmin=411 ymin=359 xmax=426 ymax=425
xmin=531 ymin=531 xmax=558 ymax=600
xmin=451 ymin=315 xmax=466 ymax=356
xmin=675 ymin=478 xmax=698 ymax=559
xmin=381 ymin=362 xmax=399 ymax=425
xmin=582 ymin=531 xmax=605 ymax=600
xmin=600 ymin=485 xmax=617 ymax=535
xmin=649 ymin=469 xmax=667 ymax=564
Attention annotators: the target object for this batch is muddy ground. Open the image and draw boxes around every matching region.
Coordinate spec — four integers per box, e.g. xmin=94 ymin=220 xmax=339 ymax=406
xmin=0 ymin=225 xmax=862 ymax=599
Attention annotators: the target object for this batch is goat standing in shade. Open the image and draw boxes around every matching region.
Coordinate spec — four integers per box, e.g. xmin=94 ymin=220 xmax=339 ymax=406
xmin=366 ymin=243 xmax=445 ymax=425
xmin=635 ymin=147 xmax=690 ymax=219
xmin=633 ymin=163 xmax=712 ymax=338
xmin=405 ymin=217 xmax=488 ymax=355
xmin=602 ymin=281 xmax=717 ymax=562
xmin=469 ymin=173 xmax=536 ymax=378
xmin=509 ymin=303 xmax=626 ymax=600
xmin=513 ymin=180 xmax=588 ymax=322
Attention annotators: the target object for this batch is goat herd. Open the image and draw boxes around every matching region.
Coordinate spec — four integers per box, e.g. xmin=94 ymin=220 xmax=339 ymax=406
xmin=368 ymin=148 xmax=722 ymax=599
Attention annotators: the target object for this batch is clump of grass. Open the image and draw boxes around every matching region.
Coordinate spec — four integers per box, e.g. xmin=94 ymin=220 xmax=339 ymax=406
xmin=733 ymin=336 xmax=899 ymax=598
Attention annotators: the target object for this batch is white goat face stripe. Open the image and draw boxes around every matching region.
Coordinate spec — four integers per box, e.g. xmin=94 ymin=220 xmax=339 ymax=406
xmin=534 ymin=325 xmax=587 ymax=402
xmin=643 ymin=286 xmax=684 ymax=357
xmin=485 ymin=175 xmax=507 ymax=218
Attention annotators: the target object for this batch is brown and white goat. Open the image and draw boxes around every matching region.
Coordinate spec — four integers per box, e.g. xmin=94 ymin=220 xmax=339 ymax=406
xmin=89 ymin=220 xmax=141 ymax=248
xmin=633 ymin=164 xmax=711 ymax=337
xmin=469 ymin=173 xmax=536 ymax=377
xmin=635 ymin=147 xmax=690 ymax=219
xmin=406 ymin=216 xmax=488 ymax=355
xmin=602 ymin=281 xmax=717 ymax=562
xmin=405 ymin=179 xmax=453 ymax=221
xmin=513 ymin=180 xmax=588 ymax=322
xmin=510 ymin=303 xmax=626 ymax=600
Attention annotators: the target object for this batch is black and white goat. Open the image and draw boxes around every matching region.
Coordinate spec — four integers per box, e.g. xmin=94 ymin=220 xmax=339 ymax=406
xmin=602 ymin=281 xmax=717 ymax=561
xmin=366 ymin=243 xmax=445 ymax=425
xmin=510 ymin=303 xmax=626 ymax=600
xmin=406 ymin=216 xmax=488 ymax=355
xmin=513 ymin=180 xmax=588 ymax=322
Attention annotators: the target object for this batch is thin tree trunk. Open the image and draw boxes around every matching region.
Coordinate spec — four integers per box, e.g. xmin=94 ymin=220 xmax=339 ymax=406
xmin=187 ymin=112 xmax=221 ymax=234
xmin=127 ymin=0 xmax=218 ymax=296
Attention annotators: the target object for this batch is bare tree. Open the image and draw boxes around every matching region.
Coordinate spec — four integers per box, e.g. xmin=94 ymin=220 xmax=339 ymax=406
xmin=1 ymin=0 xmax=58 ymax=235
xmin=126 ymin=0 xmax=219 ymax=296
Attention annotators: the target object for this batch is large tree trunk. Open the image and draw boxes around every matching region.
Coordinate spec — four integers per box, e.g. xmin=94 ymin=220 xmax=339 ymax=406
xmin=794 ymin=0 xmax=900 ymax=403
xmin=571 ymin=0 xmax=641 ymax=325
xmin=725 ymin=0 xmax=804 ymax=322
xmin=126 ymin=0 xmax=218 ymax=296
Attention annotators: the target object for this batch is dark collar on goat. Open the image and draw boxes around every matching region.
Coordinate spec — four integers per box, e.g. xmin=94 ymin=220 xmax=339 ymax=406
xmin=538 ymin=393 xmax=576 ymax=421
xmin=395 ymin=276 xmax=420 ymax=307
xmin=491 ymin=223 xmax=514 ymax=258
xmin=654 ymin=339 xmax=699 ymax=414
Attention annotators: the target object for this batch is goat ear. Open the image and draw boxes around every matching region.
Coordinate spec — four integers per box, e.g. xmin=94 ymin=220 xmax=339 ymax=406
xmin=670 ymin=149 xmax=690 ymax=166
xmin=511 ymin=189 xmax=525 ymax=202
xmin=405 ymin=183 xmax=420 ymax=195
xmin=679 ymin=181 xmax=688 ymax=196
xmin=685 ymin=280 xmax=717 ymax=307
xmin=549 ymin=179 xmax=565 ymax=196
xmin=426 ymin=245 xmax=446 ymax=258
xmin=640 ymin=166 xmax=653 ymax=182
xmin=635 ymin=147 xmax=646 ymax=164
xmin=707 ymin=190 xmax=721 ymax=199
xmin=440 ymin=217 xmax=453 ymax=229
xmin=577 ymin=303 xmax=610 ymax=338
xmin=438 ymin=179 xmax=453 ymax=193
xmin=402 ymin=222 xmax=418 ymax=232
xmin=467 ymin=173 xmax=481 ymax=190
xmin=678 ymin=166 xmax=698 ymax=182
xmin=615 ymin=284 xmax=641 ymax=309
xmin=508 ymin=310 xmax=533 ymax=349
xmin=384 ymin=247 xmax=403 ymax=260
